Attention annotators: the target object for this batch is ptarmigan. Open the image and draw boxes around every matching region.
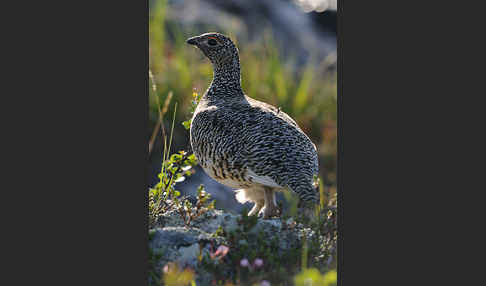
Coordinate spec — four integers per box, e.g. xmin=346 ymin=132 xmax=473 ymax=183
xmin=187 ymin=32 xmax=319 ymax=219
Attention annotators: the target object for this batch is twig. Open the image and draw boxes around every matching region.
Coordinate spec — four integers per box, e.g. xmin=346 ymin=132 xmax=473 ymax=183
xmin=163 ymin=152 xmax=190 ymax=190
xmin=148 ymin=69 xmax=173 ymax=156
xmin=148 ymin=69 xmax=162 ymax=155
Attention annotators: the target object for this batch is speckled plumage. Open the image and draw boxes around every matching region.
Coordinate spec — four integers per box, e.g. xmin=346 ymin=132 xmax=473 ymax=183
xmin=187 ymin=33 xmax=319 ymax=218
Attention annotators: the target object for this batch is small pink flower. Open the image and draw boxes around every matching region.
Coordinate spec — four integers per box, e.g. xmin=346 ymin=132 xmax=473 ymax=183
xmin=162 ymin=262 xmax=180 ymax=274
xmin=254 ymin=258 xmax=264 ymax=268
xmin=162 ymin=264 xmax=170 ymax=273
xmin=210 ymin=245 xmax=229 ymax=260
xmin=260 ymin=280 xmax=270 ymax=286
xmin=240 ymin=258 xmax=249 ymax=267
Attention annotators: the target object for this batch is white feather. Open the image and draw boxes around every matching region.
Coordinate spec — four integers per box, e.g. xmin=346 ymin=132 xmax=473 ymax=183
xmin=246 ymin=169 xmax=282 ymax=188
xmin=234 ymin=188 xmax=265 ymax=204
xmin=235 ymin=189 xmax=250 ymax=203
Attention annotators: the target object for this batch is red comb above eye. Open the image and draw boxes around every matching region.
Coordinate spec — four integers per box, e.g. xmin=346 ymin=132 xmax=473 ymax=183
xmin=207 ymin=36 xmax=218 ymax=40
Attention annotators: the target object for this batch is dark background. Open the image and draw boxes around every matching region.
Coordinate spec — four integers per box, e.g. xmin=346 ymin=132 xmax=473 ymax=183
xmin=3 ymin=0 xmax=479 ymax=285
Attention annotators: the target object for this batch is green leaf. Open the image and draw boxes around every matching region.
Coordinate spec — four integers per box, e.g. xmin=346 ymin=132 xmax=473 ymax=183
xmin=207 ymin=200 xmax=215 ymax=210
xmin=187 ymin=154 xmax=197 ymax=164
xmin=182 ymin=165 xmax=192 ymax=171
xmin=294 ymin=268 xmax=336 ymax=286
xmin=323 ymin=270 xmax=337 ymax=286
xmin=182 ymin=120 xmax=191 ymax=130
xmin=170 ymin=153 xmax=182 ymax=162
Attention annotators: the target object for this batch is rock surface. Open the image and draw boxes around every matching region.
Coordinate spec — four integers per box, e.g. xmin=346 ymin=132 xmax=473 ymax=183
xmin=149 ymin=209 xmax=318 ymax=285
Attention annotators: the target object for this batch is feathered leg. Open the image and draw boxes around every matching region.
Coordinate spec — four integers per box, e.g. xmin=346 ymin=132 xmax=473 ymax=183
xmin=248 ymin=200 xmax=264 ymax=216
xmin=259 ymin=187 xmax=279 ymax=219
xmin=235 ymin=188 xmax=264 ymax=216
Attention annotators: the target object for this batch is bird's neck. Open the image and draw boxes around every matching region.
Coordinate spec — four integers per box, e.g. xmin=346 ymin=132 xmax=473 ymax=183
xmin=206 ymin=58 xmax=244 ymax=102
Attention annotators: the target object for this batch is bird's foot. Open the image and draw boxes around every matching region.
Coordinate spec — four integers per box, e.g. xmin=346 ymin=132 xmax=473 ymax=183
xmin=258 ymin=204 xmax=279 ymax=219
xmin=248 ymin=201 xmax=263 ymax=216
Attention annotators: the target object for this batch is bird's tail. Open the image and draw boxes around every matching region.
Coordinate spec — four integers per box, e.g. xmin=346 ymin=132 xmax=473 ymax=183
xmin=294 ymin=183 xmax=320 ymax=204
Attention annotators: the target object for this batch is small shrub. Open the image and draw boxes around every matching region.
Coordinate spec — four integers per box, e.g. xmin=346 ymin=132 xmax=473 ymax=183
xmin=148 ymin=90 xmax=212 ymax=228
xmin=148 ymin=149 xmax=200 ymax=228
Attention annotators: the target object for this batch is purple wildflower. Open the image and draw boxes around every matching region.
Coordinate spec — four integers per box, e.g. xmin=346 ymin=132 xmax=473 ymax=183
xmin=261 ymin=280 xmax=271 ymax=286
xmin=254 ymin=258 xmax=264 ymax=268
xmin=240 ymin=258 xmax=249 ymax=267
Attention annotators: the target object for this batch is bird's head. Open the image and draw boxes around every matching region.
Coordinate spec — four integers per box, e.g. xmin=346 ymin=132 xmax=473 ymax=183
xmin=186 ymin=32 xmax=239 ymax=70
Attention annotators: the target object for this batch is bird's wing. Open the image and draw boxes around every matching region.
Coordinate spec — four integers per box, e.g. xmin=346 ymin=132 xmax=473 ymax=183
xmin=245 ymin=96 xmax=300 ymax=128
xmin=246 ymin=168 xmax=283 ymax=188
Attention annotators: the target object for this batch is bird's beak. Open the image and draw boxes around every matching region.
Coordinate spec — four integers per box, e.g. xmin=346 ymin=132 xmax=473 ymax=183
xmin=186 ymin=36 xmax=199 ymax=46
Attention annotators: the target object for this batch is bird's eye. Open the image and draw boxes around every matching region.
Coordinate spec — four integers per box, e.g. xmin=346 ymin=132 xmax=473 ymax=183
xmin=208 ymin=38 xmax=218 ymax=46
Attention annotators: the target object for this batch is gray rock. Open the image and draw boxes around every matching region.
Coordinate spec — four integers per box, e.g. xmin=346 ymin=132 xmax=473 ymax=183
xmin=178 ymin=244 xmax=202 ymax=267
xmin=149 ymin=227 xmax=198 ymax=249
xmin=149 ymin=209 xmax=321 ymax=285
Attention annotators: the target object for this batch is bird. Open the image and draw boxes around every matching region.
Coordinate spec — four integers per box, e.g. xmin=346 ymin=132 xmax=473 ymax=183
xmin=186 ymin=32 xmax=319 ymax=219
